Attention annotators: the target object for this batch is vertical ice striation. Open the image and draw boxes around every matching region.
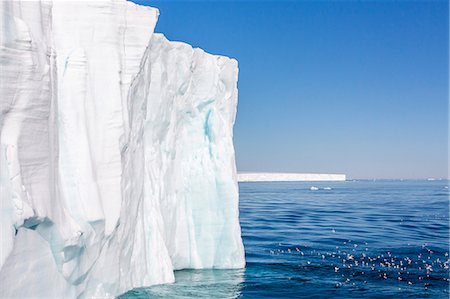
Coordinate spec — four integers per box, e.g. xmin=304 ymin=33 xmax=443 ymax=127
xmin=0 ymin=1 xmax=244 ymax=298
xmin=145 ymin=34 xmax=244 ymax=270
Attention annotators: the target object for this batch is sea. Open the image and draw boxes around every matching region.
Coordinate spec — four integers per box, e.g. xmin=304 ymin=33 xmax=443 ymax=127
xmin=120 ymin=180 xmax=449 ymax=298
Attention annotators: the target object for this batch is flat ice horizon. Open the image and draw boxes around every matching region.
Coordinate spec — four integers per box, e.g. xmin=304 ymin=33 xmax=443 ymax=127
xmin=0 ymin=0 xmax=244 ymax=297
xmin=238 ymin=172 xmax=346 ymax=182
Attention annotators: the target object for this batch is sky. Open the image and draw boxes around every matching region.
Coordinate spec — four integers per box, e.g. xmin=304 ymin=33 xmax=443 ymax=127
xmin=132 ymin=0 xmax=448 ymax=179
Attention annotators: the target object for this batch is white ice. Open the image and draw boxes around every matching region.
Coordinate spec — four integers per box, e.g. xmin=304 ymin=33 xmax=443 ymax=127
xmin=238 ymin=172 xmax=346 ymax=182
xmin=0 ymin=1 xmax=244 ymax=297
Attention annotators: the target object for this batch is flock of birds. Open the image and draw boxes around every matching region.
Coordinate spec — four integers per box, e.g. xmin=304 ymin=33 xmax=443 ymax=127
xmin=269 ymin=239 xmax=449 ymax=291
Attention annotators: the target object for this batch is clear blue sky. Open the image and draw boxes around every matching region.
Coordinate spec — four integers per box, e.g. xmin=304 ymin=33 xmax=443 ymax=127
xmin=132 ymin=0 xmax=448 ymax=179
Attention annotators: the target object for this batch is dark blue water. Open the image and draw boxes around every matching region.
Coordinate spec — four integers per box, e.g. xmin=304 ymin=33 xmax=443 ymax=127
xmin=120 ymin=180 xmax=449 ymax=298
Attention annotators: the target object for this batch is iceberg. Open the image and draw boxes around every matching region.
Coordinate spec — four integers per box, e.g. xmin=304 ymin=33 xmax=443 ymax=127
xmin=0 ymin=1 xmax=245 ymax=298
xmin=238 ymin=172 xmax=346 ymax=182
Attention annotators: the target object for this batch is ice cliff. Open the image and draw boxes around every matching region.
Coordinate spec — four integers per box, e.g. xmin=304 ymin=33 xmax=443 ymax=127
xmin=0 ymin=1 xmax=245 ymax=297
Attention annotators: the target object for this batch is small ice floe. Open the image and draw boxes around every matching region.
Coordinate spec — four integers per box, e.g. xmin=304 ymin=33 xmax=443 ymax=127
xmin=310 ymin=186 xmax=319 ymax=191
xmin=324 ymin=187 xmax=332 ymax=190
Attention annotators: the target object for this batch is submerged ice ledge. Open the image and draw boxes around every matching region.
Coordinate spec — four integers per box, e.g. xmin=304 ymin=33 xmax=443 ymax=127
xmin=0 ymin=0 xmax=244 ymax=297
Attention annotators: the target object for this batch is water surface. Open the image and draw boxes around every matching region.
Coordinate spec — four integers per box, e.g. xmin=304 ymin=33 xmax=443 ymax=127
xmin=120 ymin=180 xmax=449 ymax=298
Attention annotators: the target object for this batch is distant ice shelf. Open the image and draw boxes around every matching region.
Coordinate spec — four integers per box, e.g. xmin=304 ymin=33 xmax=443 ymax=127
xmin=237 ymin=173 xmax=346 ymax=182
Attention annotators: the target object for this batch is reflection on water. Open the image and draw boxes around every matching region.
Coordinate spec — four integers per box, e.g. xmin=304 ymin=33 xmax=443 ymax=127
xmin=119 ymin=268 xmax=244 ymax=298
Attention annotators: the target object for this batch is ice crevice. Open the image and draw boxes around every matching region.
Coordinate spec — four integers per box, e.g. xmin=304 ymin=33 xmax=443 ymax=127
xmin=0 ymin=0 xmax=245 ymax=298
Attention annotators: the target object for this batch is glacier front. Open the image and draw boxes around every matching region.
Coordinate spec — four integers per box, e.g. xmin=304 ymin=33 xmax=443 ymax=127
xmin=0 ymin=1 xmax=245 ymax=298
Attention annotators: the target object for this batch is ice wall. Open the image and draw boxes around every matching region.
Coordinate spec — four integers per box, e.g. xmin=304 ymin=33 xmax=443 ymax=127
xmin=0 ymin=1 xmax=244 ymax=298
xmin=146 ymin=34 xmax=244 ymax=270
